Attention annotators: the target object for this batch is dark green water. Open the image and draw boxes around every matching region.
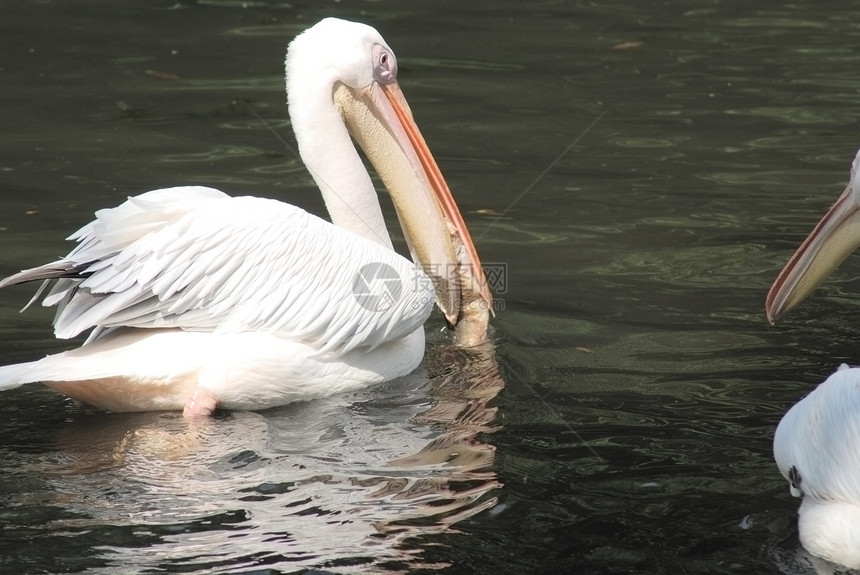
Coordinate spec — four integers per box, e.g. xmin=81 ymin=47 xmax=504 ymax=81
xmin=2 ymin=1 xmax=860 ymax=573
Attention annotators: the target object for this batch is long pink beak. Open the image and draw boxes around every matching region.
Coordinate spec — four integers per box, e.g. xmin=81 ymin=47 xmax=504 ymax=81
xmin=766 ymin=182 xmax=860 ymax=323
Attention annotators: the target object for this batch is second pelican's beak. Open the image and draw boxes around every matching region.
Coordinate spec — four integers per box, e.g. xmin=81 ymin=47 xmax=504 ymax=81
xmin=766 ymin=151 xmax=860 ymax=323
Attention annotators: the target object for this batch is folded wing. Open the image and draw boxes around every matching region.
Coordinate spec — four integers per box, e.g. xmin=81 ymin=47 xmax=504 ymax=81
xmin=0 ymin=186 xmax=434 ymax=356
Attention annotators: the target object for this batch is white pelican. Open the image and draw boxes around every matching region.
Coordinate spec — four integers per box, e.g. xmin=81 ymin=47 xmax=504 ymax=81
xmin=0 ymin=18 xmax=492 ymax=416
xmin=767 ymin=148 xmax=860 ymax=567
xmin=774 ymin=364 xmax=860 ymax=569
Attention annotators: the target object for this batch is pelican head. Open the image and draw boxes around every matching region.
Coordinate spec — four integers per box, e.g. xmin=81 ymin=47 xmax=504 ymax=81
xmin=766 ymin=149 xmax=860 ymax=323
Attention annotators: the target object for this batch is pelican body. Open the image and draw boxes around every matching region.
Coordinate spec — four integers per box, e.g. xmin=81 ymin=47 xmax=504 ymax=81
xmin=774 ymin=365 xmax=860 ymax=569
xmin=0 ymin=18 xmax=492 ymax=416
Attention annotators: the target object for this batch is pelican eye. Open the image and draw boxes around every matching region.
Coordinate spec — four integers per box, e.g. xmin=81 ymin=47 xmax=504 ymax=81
xmin=788 ymin=465 xmax=802 ymax=491
xmin=372 ymin=43 xmax=397 ymax=85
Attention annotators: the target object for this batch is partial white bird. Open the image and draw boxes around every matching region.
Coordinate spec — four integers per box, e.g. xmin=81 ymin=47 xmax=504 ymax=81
xmin=774 ymin=364 xmax=860 ymax=569
xmin=0 ymin=18 xmax=492 ymax=416
xmin=766 ymin=148 xmax=860 ymax=567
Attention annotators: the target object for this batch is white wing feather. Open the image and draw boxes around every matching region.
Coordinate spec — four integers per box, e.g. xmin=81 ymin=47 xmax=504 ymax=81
xmin=13 ymin=186 xmax=434 ymax=356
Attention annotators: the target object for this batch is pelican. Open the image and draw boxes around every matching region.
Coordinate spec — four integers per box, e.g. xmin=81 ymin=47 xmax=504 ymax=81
xmin=0 ymin=18 xmax=492 ymax=416
xmin=766 ymin=149 xmax=860 ymax=567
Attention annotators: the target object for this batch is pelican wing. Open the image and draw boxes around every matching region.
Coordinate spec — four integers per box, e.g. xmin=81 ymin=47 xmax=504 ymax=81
xmin=1 ymin=186 xmax=434 ymax=355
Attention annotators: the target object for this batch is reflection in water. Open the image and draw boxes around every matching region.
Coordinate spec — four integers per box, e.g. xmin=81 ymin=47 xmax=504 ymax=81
xmin=12 ymin=340 xmax=503 ymax=573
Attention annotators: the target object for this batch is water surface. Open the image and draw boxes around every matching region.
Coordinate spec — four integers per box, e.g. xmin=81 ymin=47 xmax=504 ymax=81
xmin=2 ymin=1 xmax=860 ymax=573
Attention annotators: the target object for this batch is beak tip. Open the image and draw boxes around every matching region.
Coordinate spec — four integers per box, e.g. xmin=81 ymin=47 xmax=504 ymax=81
xmin=766 ymin=302 xmax=785 ymax=325
xmin=765 ymin=286 xmax=786 ymax=325
xmin=765 ymin=305 xmax=776 ymax=325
